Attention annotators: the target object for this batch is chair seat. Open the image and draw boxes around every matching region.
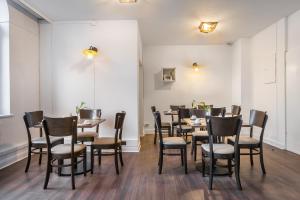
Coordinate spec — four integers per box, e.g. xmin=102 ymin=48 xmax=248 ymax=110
xmin=163 ymin=137 xmax=186 ymax=145
xmin=161 ymin=122 xmax=171 ymax=127
xmin=77 ymin=131 xmax=97 ymax=140
xmin=192 ymin=131 xmax=208 ymax=137
xmin=32 ymin=136 xmax=62 ymax=145
xmin=93 ymin=137 xmax=121 ymax=145
xmin=51 ymin=144 xmax=86 ymax=155
xmin=177 ymin=125 xmax=193 ymax=131
xmin=228 ymin=136 xmax=260 ymax=145
xmin=202 ymin=144 xmax=234 ymax=154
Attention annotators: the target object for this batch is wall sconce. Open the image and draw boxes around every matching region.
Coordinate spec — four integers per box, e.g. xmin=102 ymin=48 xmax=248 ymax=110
xmin=83 ymin=46 xmax=98 ymax=59
xmin=199 ymin=22 xmax=218 ymax=33
xmin=193 ymin=62 xmax=200 ymax=72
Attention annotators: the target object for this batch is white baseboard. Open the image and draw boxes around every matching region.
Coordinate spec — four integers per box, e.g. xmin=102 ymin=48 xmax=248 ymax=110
xmin=263 ymin=137 xmax=285 ymax=149
xmin=0 ymin=143 xmax=28 ymax=170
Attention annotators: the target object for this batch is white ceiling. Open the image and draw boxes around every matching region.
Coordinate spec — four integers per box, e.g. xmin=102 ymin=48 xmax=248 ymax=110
xmin=22 ymin=0 xmax=300 ymax=45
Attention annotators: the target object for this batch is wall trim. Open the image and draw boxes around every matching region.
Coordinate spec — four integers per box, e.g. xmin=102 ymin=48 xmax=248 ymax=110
xmin=0 ymin=142 xmax=28 ymax=170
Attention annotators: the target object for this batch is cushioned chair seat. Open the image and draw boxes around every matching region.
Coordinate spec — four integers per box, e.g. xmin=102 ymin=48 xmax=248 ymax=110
xmin=192 ymin=131 xmax=208 ymax=137
xmin=51 ymin=144 xmax=86 ymax=155
xmin=202 ymin=144 xmax=234 ymax=154
xmin=163 ymin=137 xmax=186 ymax=145
xmin=177 ymin=125 xmax=193 ymax=131
xmin=228 ymin=136 xmax=259 ymax=145
xmin=93 ymin=137 xmax=121 ymax=145
xmin=161 ymin=122 xmax=171 ymax=127
xmin=77 ymin=131 xmax=97 ymax=139
xmin=32 ymin=136 xmax=62 ymax=144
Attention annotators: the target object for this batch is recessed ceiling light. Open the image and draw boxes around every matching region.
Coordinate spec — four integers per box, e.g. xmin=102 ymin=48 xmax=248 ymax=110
xmin=119 ymin=0 xmax=137 ymax=3
xmin=199 ymin=22 xmax=218 ymax=33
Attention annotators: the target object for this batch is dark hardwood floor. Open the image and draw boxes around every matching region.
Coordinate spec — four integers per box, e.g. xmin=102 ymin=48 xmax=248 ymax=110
xmin=0 ymin=135 xmax=300 ymax=200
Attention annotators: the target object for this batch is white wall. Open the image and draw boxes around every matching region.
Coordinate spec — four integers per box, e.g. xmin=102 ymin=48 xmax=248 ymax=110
xmin=143 ymin=45 xmax=233 ymax=132
xmin=0 ymin=3 xmax=40 ymax=168
xmin=232 ymin=19 xmax=286 ymax=149
xmin=40 ymin=20 xmax=141 ymax=152
xmin=286 ymin=10 xmax=300 ymax=154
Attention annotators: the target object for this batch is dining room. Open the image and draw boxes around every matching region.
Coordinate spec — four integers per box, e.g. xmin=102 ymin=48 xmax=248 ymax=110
xmin=1 ymin=0 xmax=300 ymax=199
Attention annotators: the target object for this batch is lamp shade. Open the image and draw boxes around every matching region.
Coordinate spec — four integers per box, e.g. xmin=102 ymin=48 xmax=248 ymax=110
xmin=83 ymin=46 xmax=98 ymax=59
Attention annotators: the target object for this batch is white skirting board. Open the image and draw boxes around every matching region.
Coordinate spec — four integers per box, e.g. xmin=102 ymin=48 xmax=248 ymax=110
xmin=0 ymin=143 xmax=28 ymax=170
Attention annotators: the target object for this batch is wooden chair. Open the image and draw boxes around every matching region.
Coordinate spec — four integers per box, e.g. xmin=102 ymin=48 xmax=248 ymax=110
xmin=170 ymin=105 xmax=186 ymax=135
xmin=210 ymin=107 xmax=226 ymax=117
xmin=231 ymin=105 xmax=241 ymax=116
xmin=154 ymin=111 xmax=187 ymax=174
xmin=190 ymin=109 xmax=209 ymax=161
xmin=23 ymin=111 xmax=63 ymax=173
xmin=227 ymin=110 xmax=268 ymax=174
xmin=177 ymin=108 xmax=194 ymax=142
xmin=42 ymin=116 xmax=87 ymax=190
xmin=78 ymin=109 xmax=102 ymax=143
xmin=201 ymin=116 xmax=243 ymax=190
xmin=151 ymin=106 xmax=171 ymax=144
xmin=91 ymin=111 xmax=126 ymax=175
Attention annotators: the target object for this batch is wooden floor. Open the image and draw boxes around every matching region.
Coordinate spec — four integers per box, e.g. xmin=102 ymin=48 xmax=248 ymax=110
xmin=1 ymin=135 xmax=300 ymax=200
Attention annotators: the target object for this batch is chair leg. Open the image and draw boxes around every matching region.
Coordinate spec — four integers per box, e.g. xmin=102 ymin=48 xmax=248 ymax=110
xmin=172 ymin=125 xmax=174 ymax=136
xmin=91 ymin=146 xmax=94 ymax=174
xmin=98 ymin=149 xmax=102 ymax=166
xmin=58 ymin=159 xmax=63 ymax=176
xmin=168 ymin=127 xmax=171 ymax=137
xmin=119 ymin=146 xmax=124 ymax=166
xmin=202 ymin=151 xmax=205 ymax=177
xmin=259 ymin=146 xmax=266 ymax=174
xmin=43 ymin=155 xmax=51 ymax=189
xmin=71 ymin=157 xmax=75 ymax=190
xmin=180 ymin=149 xmax=184 ymax=166
xmin=83 ymin=149 xmax=87 ymax=176
xmin=25 ymin=146 xmax=32 ymax=173
xmin=114 ymin=148 xmax=119 ymax=175
xmin=184 ymin=147 xmax=188 ymax=174
xmin=194 ymin=142 xmax=197 ymax=161
xmin=39 ymin=148 xmax=42 ymax=165
xmin=228 ymin=159 xmax=232 ymax=176
xmin=209 ymin=156 xmax=214 ymax=190
xmin=250 ymin=148 xmax=254 ymax=166
xmin=234 ymin=153 xmax=242 ymax=190
xmin=158 ymin=147 xmax=163 ymax=174
xmin=191 ymin=138 xmax=194 ymax=155
xmin=154 ymin=125 xmax=157 ymax=144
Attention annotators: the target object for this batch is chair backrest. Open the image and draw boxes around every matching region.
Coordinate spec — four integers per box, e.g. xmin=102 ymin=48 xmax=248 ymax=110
xmin=23 ymin=111 xmax=44 ymax=143
xmin=151 ymin=106 xmax=156 ymax=113
xmin=80 ymin=109 xmax=101 ymax=119
xmin=43 ymin=116 xmax=77 ymax=137
xmin=207 ymin=116 xmax=242 ymax=137
xmin=190 ymin=109 xmax=206 ymax=118
xmin=249 ymin=109 xmax=268 ymax=141
xmin=210 ymin=107 xmax=226 ymax=117
xmin=24 ymin=111 xmax=43 ymax=128
xmin=153 ymin=111 xmax=164 ymax=145
xmin=231 ymin=105 xmax=241 ymax=116
xmin=114 ymin=111 xmax=126 ymax=141
xmin=170 ymin=105 xmax=185 ymax=111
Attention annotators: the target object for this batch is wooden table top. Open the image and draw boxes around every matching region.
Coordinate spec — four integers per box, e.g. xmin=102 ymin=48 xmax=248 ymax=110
xmin=183 ymin=118 xmax=206 ymax=128
xmin=33 ymin=118 xmax=106 ymax=129
xmin=164 ymin=111 xmax=178 ymax=115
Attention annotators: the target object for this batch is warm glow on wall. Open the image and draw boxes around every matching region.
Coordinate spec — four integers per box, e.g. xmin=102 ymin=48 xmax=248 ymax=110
xmin=119 ymin=0 xmax=137 ymax=3
xmin=83 ymin=46 xmax=98 ymax=59
xmin=193 ymin=62 xmax=200 ymax=72
xmin=199 ymin=22 xmax=218 ymax=33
